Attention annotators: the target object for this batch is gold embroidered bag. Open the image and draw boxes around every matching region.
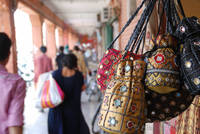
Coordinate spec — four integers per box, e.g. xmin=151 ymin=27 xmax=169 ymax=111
xmin=145 ymin=34 xmax=180 ymax=94
xmin=98 ymin=56 xmax=146 ymax=134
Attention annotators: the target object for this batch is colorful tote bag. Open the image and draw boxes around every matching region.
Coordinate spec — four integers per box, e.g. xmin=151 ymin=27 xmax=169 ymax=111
xmin=174 ymin=17 xmax=200 ymax=95
xmin=145 ymin=34 xmax=180 ymax=94
xmin=96 ymin=0 xmax=148 ymax=92
xmin=176 ymin=95 xmax=200 ymax=134
xmin=98 ymin=57 xmax=146 ymax=134
xmin=36 ymin=72 xmax=65 ymax=109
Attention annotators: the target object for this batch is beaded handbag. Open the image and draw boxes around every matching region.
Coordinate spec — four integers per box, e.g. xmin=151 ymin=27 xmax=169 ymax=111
xmin=174 ymin=17 xmax=200 ymax=95
xmin=145 ymin=85 xmax=194 ymax=122
xmin=97 ymin=49 xmax=142 ymax=92
xmin=96 ymin=0 xmax=148 ymax=92
xmin=98 ymin=56 xmax=146 ymax=134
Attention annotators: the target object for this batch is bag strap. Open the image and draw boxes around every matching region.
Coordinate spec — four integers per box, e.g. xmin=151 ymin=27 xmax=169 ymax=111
xmin=171 ymin=0 xmax=180 ymax=24
xmin=154 ymin=0 xmax=166 ymax=43
xmin=168 ymin=0 xmax=181 ymax=33
xmin=176 ymin=0 xmax=186 ymax=18
xmin=107 ymin=0 xmax=147 ymax=49
xmin=135 ymin=27 xmax=147 ymax=54
xmin=130 ymin=19 xmax=147 ymax=53
xmin=132 ymin=19 xmax=148 ymax=54
xmin=91 ymin=103 xmax=101 ymax=134
xmin=123 ymin=0 xmax=157 ymax=58
xmin=164 ymin=0 xmax=175 ymax=34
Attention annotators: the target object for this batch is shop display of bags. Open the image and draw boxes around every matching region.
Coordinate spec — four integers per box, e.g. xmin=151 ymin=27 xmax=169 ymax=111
xmin=98 ymin=0 xmax=157 ymax=133
xmin=96 ymin=0 xmax=200 ymax=133
xmin=144 ymin=0 xmax=195 ymax=122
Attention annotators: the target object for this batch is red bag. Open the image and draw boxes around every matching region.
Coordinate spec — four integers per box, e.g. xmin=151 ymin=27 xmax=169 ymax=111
xmin=97 ymin=49 xmax=142 ymax=92
xmin=96 ymin=0 xmax=147 ymax=92
xmin=97 ymin=49 xmax=119 ymax=92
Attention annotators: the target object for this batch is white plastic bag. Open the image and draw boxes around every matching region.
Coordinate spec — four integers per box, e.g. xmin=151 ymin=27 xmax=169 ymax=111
xmin=35 ymin=72 xmax=64 ymax=109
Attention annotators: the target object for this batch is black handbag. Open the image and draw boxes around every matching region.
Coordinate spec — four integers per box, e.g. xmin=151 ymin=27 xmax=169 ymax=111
xmin=145 ymin=85 xmax=194 ymax=122
xmin=174 ymin=16 xmax=200 ymax=95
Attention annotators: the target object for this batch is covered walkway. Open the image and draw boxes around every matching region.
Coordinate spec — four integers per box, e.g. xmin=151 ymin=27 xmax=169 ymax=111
xmin=0 ymin=0 xmax=199 ymax=134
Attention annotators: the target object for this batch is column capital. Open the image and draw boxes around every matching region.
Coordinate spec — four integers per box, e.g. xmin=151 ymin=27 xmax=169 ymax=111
xmin=2 ymin=0 xmax=18 ymax=12
xmin=44 ymin=19 xmax=55 ymax=28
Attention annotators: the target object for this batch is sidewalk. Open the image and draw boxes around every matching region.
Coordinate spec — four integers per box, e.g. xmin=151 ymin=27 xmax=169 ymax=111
xmin=23 ymin=86 xmax=100 ymax=134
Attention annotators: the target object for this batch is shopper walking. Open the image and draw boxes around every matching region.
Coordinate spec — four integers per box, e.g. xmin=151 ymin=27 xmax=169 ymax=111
xmin=72 ymin=46 xmax=87 ymax=79
xmin=48 ymin=53 xmax=90 ymax=134
xmin=34 ymin=46 xmax=53 ymax=84
xmin=56 ymin=46 xmax=65 ymax=69
xmin=0 ymin=32 xmax=26 ymax=134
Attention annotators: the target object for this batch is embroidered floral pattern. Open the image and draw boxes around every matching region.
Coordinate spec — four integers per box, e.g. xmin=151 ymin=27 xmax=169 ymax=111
xmin=108 ymin=117 xmax=118 ymax=127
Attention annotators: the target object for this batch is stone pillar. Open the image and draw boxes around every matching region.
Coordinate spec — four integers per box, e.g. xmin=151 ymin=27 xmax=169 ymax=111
xmin=58 ymin=27 xmax=64 ymax=46
xmin=68 ymin=29 xmax=73 ymax=50
xmin=71 ymin=33 xmax=78 ymax=49
xmin=45 ymin=20 xmax=56 ymax=59
xmin=118 ymin=0 xmax=157 ymax=52
xmin=45 ymin=20 xmax=57 ymax=69
xmin=0 ymin=0 xmax=17 ymax=73
xmin=29 ymin=14 xmax=43 ymax=54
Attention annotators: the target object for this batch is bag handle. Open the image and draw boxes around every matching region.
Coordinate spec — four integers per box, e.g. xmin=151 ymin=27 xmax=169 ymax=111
xmin=171 ymin=0 xmax=181 ymax=24
xmin=153 ymin=0 xmax=166 ymax=44
xmin=167 ymin=0 xmax=181 ymax=33
xmin=123 ymin=0 xmax=157 ymax=58
xmin=107 ymin=0 xmax=147 ymax=49
xmin=135 ymin=27 xmax=147 ymax=54
xmin=164 ymin=0 xmax=174 ymax=34
xmin=131 ymin=18 xmax=148 ymax=54
xmin=176 ymin=0 xmax=186 ymax=18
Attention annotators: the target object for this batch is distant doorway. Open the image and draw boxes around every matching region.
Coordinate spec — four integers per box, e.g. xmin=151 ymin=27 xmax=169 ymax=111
xmin=14 ymin=9 xmax=34 ymax=88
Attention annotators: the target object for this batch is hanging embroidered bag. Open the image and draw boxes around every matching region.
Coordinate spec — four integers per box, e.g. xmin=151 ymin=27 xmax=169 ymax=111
xmin=98 ymin=56 xmax=146 ymax=134
xmin=96 ymin=0 xmax=147 ymax=92
xmin=145 ymin=34 xmax=180 ymax=94
xmin=145 ymin=85 xmax=194 ymax=122
xmin=174 ymin=17 xmax=200 ymax=95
